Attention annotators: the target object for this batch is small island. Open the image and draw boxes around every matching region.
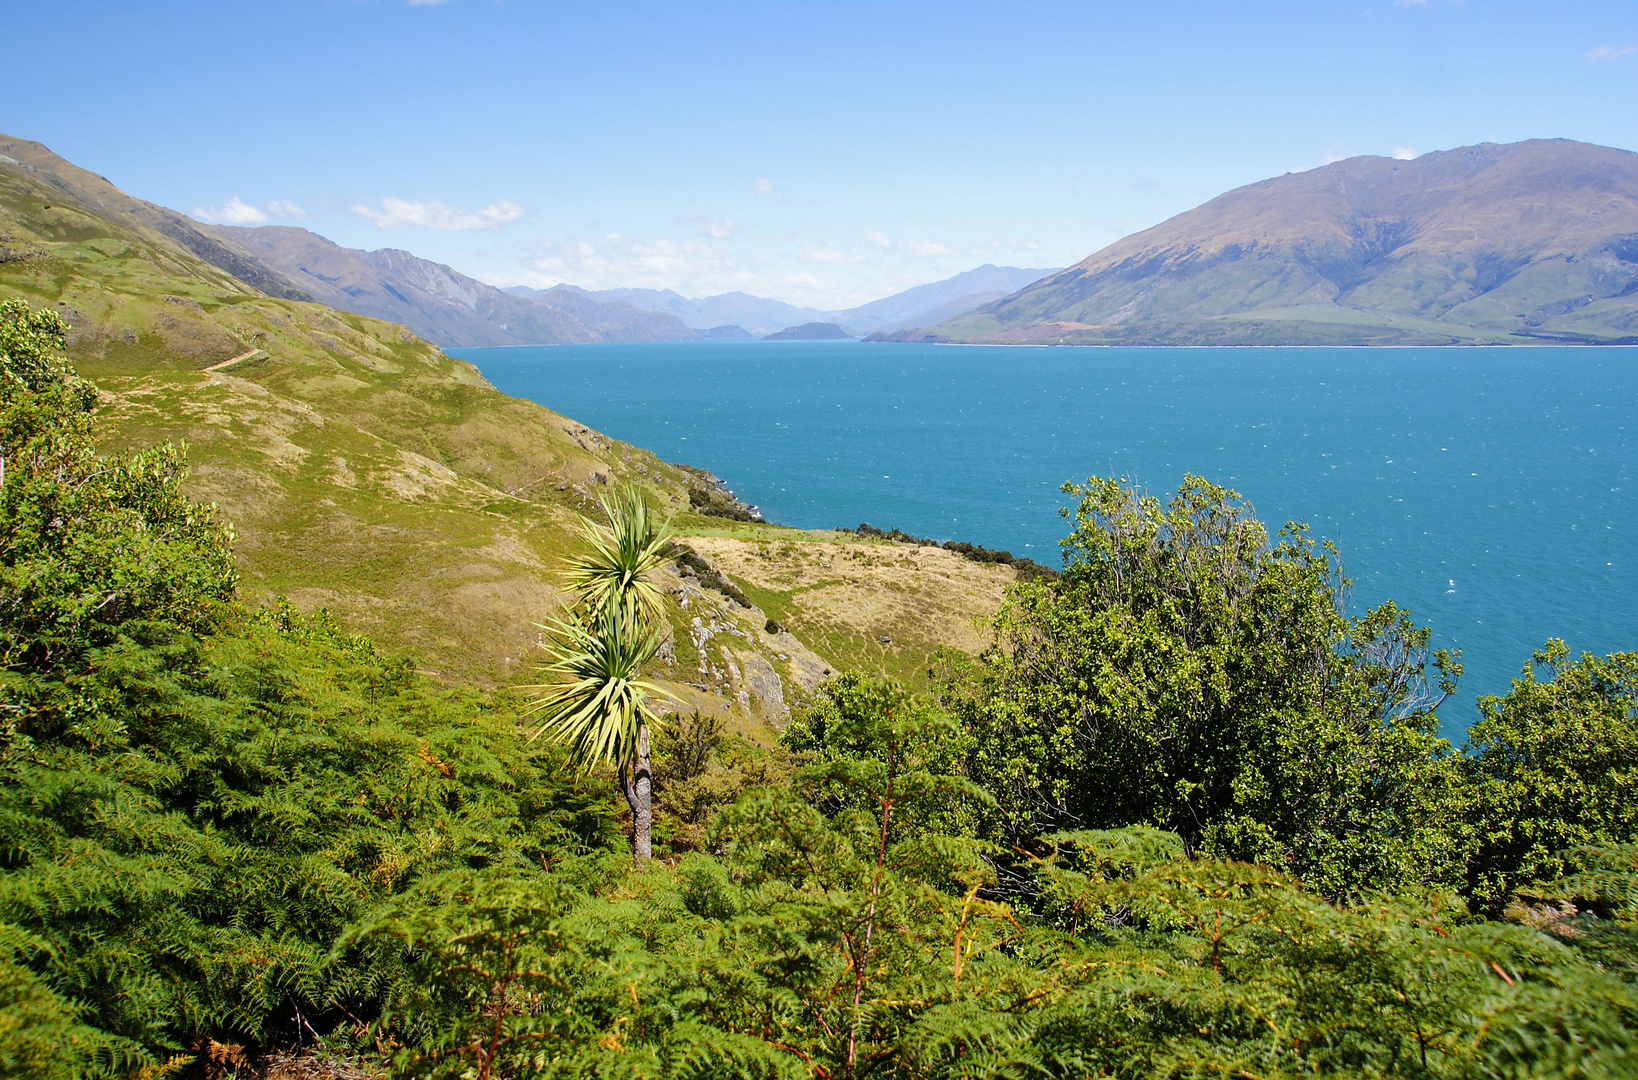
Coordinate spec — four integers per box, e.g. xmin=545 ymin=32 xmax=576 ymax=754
xmin=763 ymin=321 xmax=850 ymax=340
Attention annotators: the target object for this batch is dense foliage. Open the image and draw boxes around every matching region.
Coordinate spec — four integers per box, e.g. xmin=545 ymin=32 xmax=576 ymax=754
xmin=5 ymin=300 xmax=1638 ymax=1078
xmin=937 ymin=476 xmax=1472 ymax=900
xmin=1465 ymin=642 xmax=1638 ymax=913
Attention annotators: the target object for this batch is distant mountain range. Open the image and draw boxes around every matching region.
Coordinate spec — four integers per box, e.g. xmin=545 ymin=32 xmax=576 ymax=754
xmin=509 ymin=264 xmax=1061 ymax=337
xmin=200 ymin=221 xmax=1058 ymax=346
xmin=507 ymin=285 xmax=823 ymax=339
xmin=174 ymin=214 xmax=1062 ymax=346
xmin=0 ymin=132 xmax=1057 ymax=348
xmin=14 ymin=129 xmax=1633 ymax=349
xmin=881 ymin=139 xmax=1638 ymax=346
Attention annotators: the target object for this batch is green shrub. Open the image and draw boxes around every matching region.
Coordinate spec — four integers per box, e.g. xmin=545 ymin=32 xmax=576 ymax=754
xmin=1466 ymin=641 xmax=1638 ymax=913
xmin=943 ymin=475 xmax=1469 ymax=900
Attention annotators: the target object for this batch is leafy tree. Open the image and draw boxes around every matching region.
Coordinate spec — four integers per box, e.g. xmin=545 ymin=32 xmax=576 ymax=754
xmin=561 ymin=484 xmax=672 ymax=627
xmin=944 ymin=475 xmax=1468 ymax=899
xmin=528 ymin=486 xmax=674 ymax=860
xmin=1 ymin=297 xmax=236 ymax=745
xmin=1466 ymin=641 xmax=1638 ymax=914
xmin=781 ymin=673 xmax=982 ymax=843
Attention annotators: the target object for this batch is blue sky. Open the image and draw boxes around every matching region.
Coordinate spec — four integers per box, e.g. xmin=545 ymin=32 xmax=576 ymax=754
xmin=5 ymin=0 xmax=1636 ymax=307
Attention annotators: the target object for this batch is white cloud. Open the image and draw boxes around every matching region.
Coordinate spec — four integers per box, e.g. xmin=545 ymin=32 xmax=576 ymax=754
xmin=505 ymin=234 xmax=750 ymax=294
xmin=753 ymin=177 xmax=785 ymax=201
xmin=266 ymin=199 xmax=316 ymax=220
xmin=796 ymin=245 xmax=865 ymax=265
xmin=1585 ymin=44 xmax=1636 ymax=63
xmin=350 ymin=196 xmax=526 ymax=231
xmin=686 ymin=213 xmax=737 ymax=239
xmin=904 ymin=240 xmax=955 ymax=257
xmin=1392 ymin=146 xmax=1417 ymax=161
xmin=987 ymin=237 xmax=1042 ymax=252
xmin=488 ymin=223 xmax=990 ymax=308
xmin=191 ymin=195 xmax=268 ymax=225
xmin=779 ymin=272 xmax=827 ymax=292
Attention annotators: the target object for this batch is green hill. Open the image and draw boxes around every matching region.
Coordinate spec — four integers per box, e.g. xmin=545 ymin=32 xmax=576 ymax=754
xmin=898 ymin=139 xmax=1638 ymax=346
xmin=0 ymin=134 xmax=1013 ymax=713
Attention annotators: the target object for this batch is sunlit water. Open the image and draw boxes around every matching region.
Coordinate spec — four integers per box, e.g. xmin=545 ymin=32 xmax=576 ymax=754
xmin=454 ymin=341 xmax=1638 ymax=738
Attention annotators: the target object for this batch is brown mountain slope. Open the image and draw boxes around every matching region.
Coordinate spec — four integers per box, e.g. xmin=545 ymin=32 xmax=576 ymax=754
xmin=210 ymin=224 xmax=702 ymax=347
xmin=915 ymin=140 xmax=1638 ymax=345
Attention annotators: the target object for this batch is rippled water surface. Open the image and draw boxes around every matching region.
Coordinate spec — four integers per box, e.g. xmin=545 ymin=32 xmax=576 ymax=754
xmin=455 ymin=341 xmax=1638 ymax=735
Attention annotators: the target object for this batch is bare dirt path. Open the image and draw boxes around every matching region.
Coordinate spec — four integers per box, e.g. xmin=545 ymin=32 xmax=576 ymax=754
xmin=203 ymin=348 xmax=263 ymax=372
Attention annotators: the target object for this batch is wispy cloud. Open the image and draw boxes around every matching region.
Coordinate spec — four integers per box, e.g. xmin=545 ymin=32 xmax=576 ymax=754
xmin=904 ymin=240 xmax=954 ymax=257
xmin=753 ymin=177 xmax=785 ymax=201
xmin=508 ymin=234 xmax=751 ymax=293
xmin=1585 ymin=43 xmax=1636 ymax=63
xmin=860 ymin=232 xmax=959 ymax=258
xmin=686 ymin=213 xmax=737 ymax=239
xmin=191 ymin=195 xmax=268 ymax=225
xmin=1392 ymin=146 xmax=1417 ymax=161
xmin=796 ymin=245 xmax=865 ymax=265
xmin=986 ymin=237 xmax=1042 ymax=253
xmin=267 ymin=199 xmax=316 ymax=220
xmin=488 ymin=231 xmax=867 ymax=307
xmin=351 ymin=197 xmax=526 ymax=231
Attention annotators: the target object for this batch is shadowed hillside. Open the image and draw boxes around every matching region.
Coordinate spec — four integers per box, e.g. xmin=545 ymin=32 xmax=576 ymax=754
xmin=898 ymin=140 xmax=1638 ymax=346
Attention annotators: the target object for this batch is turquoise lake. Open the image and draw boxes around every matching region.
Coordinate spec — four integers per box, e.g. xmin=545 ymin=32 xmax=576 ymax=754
xmin=453 ymin=341 xmax=1638 ymax=737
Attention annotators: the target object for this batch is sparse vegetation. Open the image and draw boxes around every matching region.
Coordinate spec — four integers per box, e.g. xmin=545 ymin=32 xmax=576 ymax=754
xmin=848 ymin=521 xmax=1059 ymax=580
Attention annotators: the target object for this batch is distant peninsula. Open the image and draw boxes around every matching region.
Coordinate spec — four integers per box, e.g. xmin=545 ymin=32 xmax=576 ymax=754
xmin=763 ymin=322 xmax=851 ymax=340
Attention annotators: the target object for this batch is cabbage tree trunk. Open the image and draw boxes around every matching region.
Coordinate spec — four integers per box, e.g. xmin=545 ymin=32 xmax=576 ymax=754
xmin=622 ymin=722 xmax=653 ymax=861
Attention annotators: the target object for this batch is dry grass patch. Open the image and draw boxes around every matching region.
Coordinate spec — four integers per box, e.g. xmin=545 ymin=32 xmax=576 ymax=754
xmin=685 ymin=534 xmax=1014 ymax=685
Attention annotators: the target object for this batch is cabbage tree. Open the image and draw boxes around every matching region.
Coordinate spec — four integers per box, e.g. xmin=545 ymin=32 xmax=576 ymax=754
xmin=528 ymin=486 xmax=673 ymax=860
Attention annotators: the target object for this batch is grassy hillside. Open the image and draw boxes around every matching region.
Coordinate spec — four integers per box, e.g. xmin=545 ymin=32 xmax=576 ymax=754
xmin=903 ymin=140 xmax=1638 ymax=346
xmin=0 ymin=143 xmax=1019 ymax=724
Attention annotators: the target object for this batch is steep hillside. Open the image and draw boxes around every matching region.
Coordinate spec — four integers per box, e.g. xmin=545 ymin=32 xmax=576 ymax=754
xmin=210 ymin=224 xmax=699 ymax=346
xmin=910 ymin=140 xmax=1638 ymax=345
xmin=0 ymin=138 xmax=1020 ymax=722
xmin=0 ymin=134 xmax=314 ymax=302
